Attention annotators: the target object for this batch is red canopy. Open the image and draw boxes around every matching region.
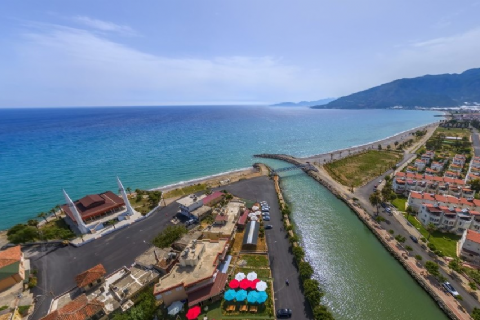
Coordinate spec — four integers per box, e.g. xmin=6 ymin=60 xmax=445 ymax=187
xmin=186 ymin=306 xmax=201 ymax=319
xmin=229 ymin=279 xmax=240 ymax=289
xmin=239 ymin=278 xmax=252 ymax=290
xmin=250 ymin=278 xmax=260 ymax=289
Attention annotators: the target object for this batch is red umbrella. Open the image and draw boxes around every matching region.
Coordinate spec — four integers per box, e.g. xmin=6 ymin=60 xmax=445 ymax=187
xmin=239 ymin=278 xmax=251 ymax=290
xmin=250 ymin=278 xmax=260 ymax=289
xmin=229 ymin=279 xmax=240 ymax=289
xmin=186 ymin=306 xmax=201 ymax=320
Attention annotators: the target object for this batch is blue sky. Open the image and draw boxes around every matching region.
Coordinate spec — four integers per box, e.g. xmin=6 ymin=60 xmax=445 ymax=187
xmin=1 ymin=1 xmax=480 ymax=107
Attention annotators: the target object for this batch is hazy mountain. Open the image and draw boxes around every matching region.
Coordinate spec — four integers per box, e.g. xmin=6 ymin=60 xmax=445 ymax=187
xmin=312 ymin=68 xmax=480 ymax=109
xmin=272 ymin=98 xmax=336 ymax=107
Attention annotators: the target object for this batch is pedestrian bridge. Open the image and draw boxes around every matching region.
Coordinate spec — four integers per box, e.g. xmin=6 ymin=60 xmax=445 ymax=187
xmin=271 ymin=163 xmax=318 ymax=174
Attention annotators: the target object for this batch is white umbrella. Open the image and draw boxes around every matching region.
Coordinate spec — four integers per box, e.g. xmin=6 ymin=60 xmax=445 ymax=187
xmin=167 ymin=301 xmax=184 ymax=315
xmin=252 ymin=206 xmax=259 ymax=211
xmin=250 ymin=216 xmax=258 ymax=221
xmin=256 ymin=280 xmax=267 ymax=291
xmin=254 ymin=211 xmax=261 ymax=216
xmin=247 ymin=271 xmax=257 ymax=281
xmin=235 ymin=272 xmax=246 ymax=281
xmin=248 ymin=212 xmax=256 ymax=218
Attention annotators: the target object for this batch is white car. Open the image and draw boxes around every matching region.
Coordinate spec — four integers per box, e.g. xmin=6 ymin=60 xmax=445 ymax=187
xmin=443 ymin=282 xmax=459 ymax=297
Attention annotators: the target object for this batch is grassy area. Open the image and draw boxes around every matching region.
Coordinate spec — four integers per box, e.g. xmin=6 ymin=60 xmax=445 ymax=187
xmin=234 ymin=267 xmax=271 ymax=279
xmin=391 ymin=197 xmax=407 ymax=211
xmin=163 ymin=183 xmax=208 ymax=198
xmin=129 ymin=196 xmax=151 ymax=214
xmin=435 ymin=127 xmax=471 ymax=139
xmin=238 ymin=255 xmax=269 ymax=268
xmin=402 ymin=213 xmax=460 ymax=257
xmin=325 ymin=150 xmax=402 ymax=187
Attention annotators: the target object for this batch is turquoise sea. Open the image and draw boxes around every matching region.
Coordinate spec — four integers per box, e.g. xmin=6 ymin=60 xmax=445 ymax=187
xmin=0 ymin=106 xmax=439 ymax=230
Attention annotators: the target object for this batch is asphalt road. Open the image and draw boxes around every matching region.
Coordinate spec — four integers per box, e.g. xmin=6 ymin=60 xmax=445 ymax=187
xmin=223 ymin=176 xmax=313 ymax=320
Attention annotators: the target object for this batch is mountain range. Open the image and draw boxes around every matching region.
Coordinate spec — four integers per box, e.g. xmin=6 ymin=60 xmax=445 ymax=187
xmin=271 ymin=98 xmax=336 ymax=107
xmin=312 ymin=68 xmax=480 ymax=109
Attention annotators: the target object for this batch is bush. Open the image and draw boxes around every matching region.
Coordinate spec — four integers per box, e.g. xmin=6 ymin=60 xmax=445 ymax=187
xmin=313 ymin=305 xmax=335 ymax=320
xmin=292 ymin=246 xmax=305 ymax=262
xmin=289 ymin=234 xmax=299 ymax=244
xmin=415 ymin=255 xmax=422 ymax=261
xmin=7 ymin=225 xmax=39 ymax=244
xmin=427 ymin=242 xmax=436 ymax=251
xmin=28 ymin=276 xmax=37 ymax=288
xmin=405 ymin=245 xmax=413 ymax=251
xmin=286 ymin=225 xmax=293 ymax=231
xmin=17 ymin=305 xmax=30 ymax=316
xmin=303 ymin=279 xmax=323 ymax=307
xmin=472 ymin=307 xmax=480 ymax=320
xmin=0 ymin=306 xmax=8 ymax=312
xmin=388 ymin=229 xmax=394 ymax=235
xmin=299 ymin=261 xmax=314 ymax=281
xmin=152 ymin=225 xmax=187 ymax=248
xmin=456 ymin=295 xmax=463 ymax=301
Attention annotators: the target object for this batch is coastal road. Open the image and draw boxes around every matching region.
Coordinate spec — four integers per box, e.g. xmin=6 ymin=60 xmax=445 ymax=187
xmin=471 ymin=128 xmax=480 ymax=157
xmin=223 ymin=176 xmax=313 ymax=320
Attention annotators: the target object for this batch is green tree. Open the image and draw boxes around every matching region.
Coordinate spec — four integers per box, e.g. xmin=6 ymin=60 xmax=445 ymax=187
xmin=303 ymin=279 xmax=323 ymax=307
xmin=378 ymin=144 xmax=382 ymax=150
xmin=387 ymin=145 xmax=391 ymax=150
xmin=37 ymin=212 xmax=48 ymax=223
xmin=471 ymin=179 xmax=480 ymax=192
xmin=469 ymin=282 xmax=477 ymax=291
xmin=152 ymin=225 xmax=187 ymax=248
xmin=27 ymin=219 xmax=39 ymax=230
xmin=369 ymin=191 xmax=381 ymax=215
xmin=126 ymin=187 xmax=132 ymax=195
xmin=448 ymin=257 xmax=463 ymax=273
xmin=292 ymin=246 xmax=305 ymax=262
xmin=472 ymin=307 xmax=480 ymax=320
xmin=426 ymin=223 xmax=436 ymax=240
xmin=414 ymin=255 xmax=422 ymax=262
xmin=49 ymin=208 xmax=58 ymax=219
xmin=313 ymin=305 xmax=335 ymax=320
xmin=425 ymin=261 xmax=440 ymax=277
xmin=299 ymin=261 xmax=314 ymax=281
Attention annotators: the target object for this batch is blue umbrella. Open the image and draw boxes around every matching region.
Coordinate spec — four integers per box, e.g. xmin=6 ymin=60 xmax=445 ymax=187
xmin=256 ymin=291 xmax=268 ymax=304
xmin=235 ymin=289 xmax=247 ymax=301
xmin=224 ymin=289 xmax=236 ymax=301
xmin=247 ymin=290 xmax=259 ymax=303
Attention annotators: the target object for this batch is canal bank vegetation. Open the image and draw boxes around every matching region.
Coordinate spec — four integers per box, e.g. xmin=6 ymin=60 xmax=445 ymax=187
xmin=280 ymin=202 xmax=334 ymax=320
xmin=324 ymin=150 xmax=402 ymax=187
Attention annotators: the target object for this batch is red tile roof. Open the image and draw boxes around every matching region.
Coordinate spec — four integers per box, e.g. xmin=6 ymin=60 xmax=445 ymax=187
xmin=40 ymin=294 xmax=104 ymax=320
xmin=75 ymin=264 xmax=106 ymax=288
xmin=202 ymin=191 xmax=224 ymax=206
xmin=466 ymin=230 xmax=480 ymax=244
xmin=215 ymin=215 xmax=228 ymax=222
xmin=62 ymin=191 xmax=124 ymax=223
xmin=237 ymin=210 xmax=249 ymax=226
xmin=0 ymin=245 xmax=22 ymax=269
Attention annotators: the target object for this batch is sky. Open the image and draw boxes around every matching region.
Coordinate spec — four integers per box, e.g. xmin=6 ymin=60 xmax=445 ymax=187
xmin=1 ymin=1 xmax=480 ymax=107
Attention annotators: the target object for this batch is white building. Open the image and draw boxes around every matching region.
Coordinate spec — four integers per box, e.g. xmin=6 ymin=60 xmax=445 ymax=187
xmin=459 ymin=229 xmax=480 ymax=264
xmin=453 ymin=154 xmax=466 ymax=166
xmin=177 ymin=194 xmax=206 ymax=219
xmin=418 ymin=204 xmax=476 ymax=234
xmin=414 ymin=159 xmax=426 ymax=171
xmin=431 ymin=161 xmax=444 ymax=171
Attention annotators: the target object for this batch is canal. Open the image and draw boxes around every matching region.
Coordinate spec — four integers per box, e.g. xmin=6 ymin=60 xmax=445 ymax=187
xmin=263 ymin=159 xmax=448 ymax=320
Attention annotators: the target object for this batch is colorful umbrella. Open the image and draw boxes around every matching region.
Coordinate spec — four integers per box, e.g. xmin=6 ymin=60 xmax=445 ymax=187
xmin=250 ymin=278 xmax=260 ymax=289
xmin=246 ymin=271 xmax=257 ymax=281
xmin=250 ymin=216 xmax=258 ymax=221
xmin=229 ymin=279 xmax=240 ymax=289
xmin=256 ymin=291 xmax=268 ymax=303
xmin=224 ymin=289 xmax=236 ymax=301
xmin=235 ymin=272 xmax=246 ymax=281
xmin=186 ymin=306 xmax=201 ymax=320
xmin=252 ymin=206 xmax=259 ymax=211
xmin=247 ymin=290 xmax=259 ymax=303
xmin=235 ymin=289 xmax=248 ymax=301
xmin=256 ymin=280 xmax=267 ymax=291
xmin=239 ymin=278 xmax=251 ymax=290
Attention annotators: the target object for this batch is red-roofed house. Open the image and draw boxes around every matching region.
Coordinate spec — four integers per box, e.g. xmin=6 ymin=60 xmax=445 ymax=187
xmin=0 ymin=246 xmax=29 ymax=292
xmin=460 ymin=230 xmax=480 ymax=264
xmin=202 ymin=191 xmax=224 ymax=207
xmin=75 ymin=264 xmax=107 ymax=292
xmin=237 ymin=209 xmax=249 ymax=229
xmin=431 ymin=161 xmax=444 ymax=171
xmin=40 ymin=294 xmax=105 ymax=320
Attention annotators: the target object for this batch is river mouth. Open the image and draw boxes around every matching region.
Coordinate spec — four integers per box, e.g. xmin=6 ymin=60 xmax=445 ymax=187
xmin=262 ymin=159 xmax=447 ymax=320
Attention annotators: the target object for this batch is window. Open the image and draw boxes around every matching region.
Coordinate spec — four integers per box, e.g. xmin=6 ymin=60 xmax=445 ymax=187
xmin=176 ymin=287 xmax=182 ymax=292
xmin=165 ymin=291 xmax=171 ymax=296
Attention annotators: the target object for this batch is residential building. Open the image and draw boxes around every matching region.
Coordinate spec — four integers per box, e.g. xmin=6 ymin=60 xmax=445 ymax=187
xmin=172 ymin=231 xmax=203 ymax=251
xmin=431 ymin=161 xmax=444 ymax=171
xmin=177 ymin=194 xmax=206 ymax=219
xmin=418 ymin=204 xmax=476 ymax=234
xmin=202 ymin=191 xmax=224 ymax=207
xmin=41 ymin=294 xmax=106 ymax=320
xmin=414 ymin=159 xmax=426 ymax=171
xmin=453 ymin=154 xmax=466 ymax=166
xmin=153 ymin=239 xmax=229 ymax=307
xmin=407 ymin=191 xmax=480 ymax=212
xmin=0 ymin=246 xmax=29 ymax=292
xmin=135 ymin=247 xmax=179 ymax=275
xmin=75 ymin=264 xmax=107 ymax=292
xmin=202 ymin=201 xmax=242 ymax=241
xmin=459 ymin=230 xmax=480 ymax=264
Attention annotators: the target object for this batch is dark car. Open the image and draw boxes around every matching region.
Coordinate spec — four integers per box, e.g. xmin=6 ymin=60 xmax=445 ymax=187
xmin=409 ymin=235 xmax=418 ymax=243
xmin=265 ymin=225 xmax=273 ymax=229
xmin=381 ymin=202 xmax=387 ymax=208
xmin=263 ymin=216 xmax=271 ymax=221
xmin=276 ymin=309 xmax=292 ymax=318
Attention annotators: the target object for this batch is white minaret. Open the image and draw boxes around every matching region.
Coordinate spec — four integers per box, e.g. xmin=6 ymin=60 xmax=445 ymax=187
xmin=63 ymin=189 xmax=89 ymax=234
xmin=117 ymin=177 xmax=135 ymax=216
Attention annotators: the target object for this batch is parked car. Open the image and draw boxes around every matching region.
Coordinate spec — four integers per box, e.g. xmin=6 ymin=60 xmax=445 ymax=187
xmin=381 ymin=202 xmax=387 ymax=208
xmin=262 ymin=208 xmax=270 ymax=212
xmin=262 ymin=211 xmax=269 ymax=216
xmin=265 ymin=225 xmax=273 ymax=229
xmin=263 ymin=216 xmax=271 ymax=221
xmin=443 ymin=282 xmax=459 ymax=297
xmin=409 ymin=235 xmax=418 ymax=243
xmin=379 ymin=179 xmax=383 ymax=183
xmin=276 ymin=309 xmax=292 ymax=318
xmin=385 ymin=207 xmax=391 ymax=213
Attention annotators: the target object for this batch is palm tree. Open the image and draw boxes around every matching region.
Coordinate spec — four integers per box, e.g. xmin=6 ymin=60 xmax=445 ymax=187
xmin=49 ymin=208 xmax=58 ymax=219
xmin=126 ymin=187 xmax=132 ymax=195
xmin=369 ymin=191 xmax=381 ymax=215
xmin=37 ymin=212 xmax=48 ymax=223
xmin=426 ymin=222 xmax=436 ymax=240
xmin=28 ymin=219 xmax=39 ymax=230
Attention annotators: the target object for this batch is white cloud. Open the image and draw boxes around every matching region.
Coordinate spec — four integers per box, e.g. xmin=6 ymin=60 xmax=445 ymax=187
xmin=0 ymin=24 xmax=329 ymax=106
xmin=73 ymin=16 xmax=136 ymax=35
